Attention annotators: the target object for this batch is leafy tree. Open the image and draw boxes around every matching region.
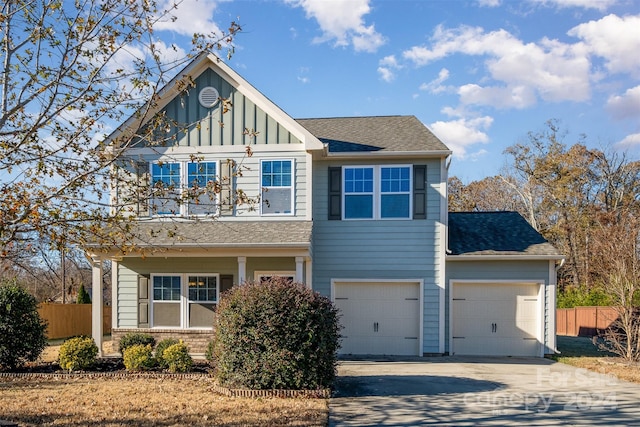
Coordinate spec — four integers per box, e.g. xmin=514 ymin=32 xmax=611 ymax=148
xmin=0 ymin=0 xmax=242 ymax=261
xmin=76 ymin=284 xmax=91 ymax=304
xmin=0 ymin=280 xmax=48 ymax=369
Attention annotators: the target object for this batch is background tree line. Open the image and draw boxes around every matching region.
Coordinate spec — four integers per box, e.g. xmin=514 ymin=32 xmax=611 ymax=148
xmin=449 ymin=119 xmax=640 ymax=307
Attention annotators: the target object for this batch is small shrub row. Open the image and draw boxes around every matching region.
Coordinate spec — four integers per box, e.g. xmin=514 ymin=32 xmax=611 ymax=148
xmin=119 ymin=333 xmax=193 ymax=373
xmin=59 ymin=336 xmax=98 ymax=371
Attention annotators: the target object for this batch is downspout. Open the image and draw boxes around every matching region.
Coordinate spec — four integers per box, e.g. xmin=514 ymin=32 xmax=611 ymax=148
xmin=552 ymin=258 xmax=566 ymax=354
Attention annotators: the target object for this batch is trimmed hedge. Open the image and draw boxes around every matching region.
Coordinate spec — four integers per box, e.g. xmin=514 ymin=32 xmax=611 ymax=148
xmin=123 ymin=344 xmax=155 ymax=371
xmin=162 ymin=342 xmax=193 ymax=373
xmin=118 ymin=332 xmax=155 ymax=354
xmin=155 ymin=338 xmax=179 ymax=369
xmin=213 ymin=278 xmax=341 ymax=390
xmin=59 ymin=336 xmax=98 ymax=372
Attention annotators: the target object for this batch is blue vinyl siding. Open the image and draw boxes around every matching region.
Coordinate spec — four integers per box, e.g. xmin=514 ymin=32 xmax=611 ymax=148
xmin=312 ymin=158 xmax=446 ymax=354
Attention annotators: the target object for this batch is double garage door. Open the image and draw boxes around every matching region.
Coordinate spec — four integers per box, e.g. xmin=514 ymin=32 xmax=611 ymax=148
xmin=334 ymin=281 xmax=421 ymax=356
xmin=451 ymin=282 xmax=542 ymax=357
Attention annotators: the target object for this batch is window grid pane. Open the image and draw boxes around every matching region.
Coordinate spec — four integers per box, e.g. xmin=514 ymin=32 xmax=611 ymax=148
xmin=153 ymin=276 xmax=181 ymax=301
xmin=344 ymin=167 xmax=374 ymax=219
xmin=188 ymin=162 xmax=216 ymax=187
xmin=187 ymin=276 xmax=217 ymax=302
xmin=262 ymin=160 xmax=293 ymax=215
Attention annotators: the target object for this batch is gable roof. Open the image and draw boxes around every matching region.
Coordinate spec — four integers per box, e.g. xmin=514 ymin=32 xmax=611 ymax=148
xmin=107 ymin=52 xmax=323 ymax=150
xmin=448 ymin=211 xmax=562 ymax=259
xmin=296 ymin=116 xmax=450 ymax=155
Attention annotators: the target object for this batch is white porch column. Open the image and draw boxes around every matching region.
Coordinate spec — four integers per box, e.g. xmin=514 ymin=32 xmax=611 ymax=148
xmin=295 ymin=257 xmax=304 ymax=283
xmin=111 ymin=260 xmax=118 ymax=330
xmin=305 ymin=258 xmax=312 ymax=289
xmin=238 ymin=257 xmax=247 ymax=284
xmin=91 ymin=259 xmax=104 ymax=357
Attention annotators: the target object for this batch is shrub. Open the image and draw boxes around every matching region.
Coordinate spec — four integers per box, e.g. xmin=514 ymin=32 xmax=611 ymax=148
xmin=213 ymin=277 xmax=341 ymax=390
xmin=123 ymin=344 xmax=155 ymax=371
xmin=155 ymin=338 xmax=179 ymax=369
xmin=76 ymin=284 xmax=91 ymax=304
xmin=118 ymin=333 xmax=155 ymax=354
xmin=204 ymin=340 xmax=215 ymax=366
xmin=0 ymin=280 xmax=48 ymax=370
xmin=162 ymin=341 xmax=193 ymax=373
xmin=58 ymin=336 xmax=98 ymax=372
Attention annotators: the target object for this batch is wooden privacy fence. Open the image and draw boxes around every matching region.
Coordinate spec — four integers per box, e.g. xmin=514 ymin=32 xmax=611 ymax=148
xmin=37 ymin=304 xmax=111 ymax=340
xmin=556 ymin=306 xmax=618 ymax=337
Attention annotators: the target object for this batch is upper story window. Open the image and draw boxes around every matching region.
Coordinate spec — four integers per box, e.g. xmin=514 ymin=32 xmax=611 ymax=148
xmin=261 ymin=159 xmax=293 ymax=215
xmin=150 ymin=161 xmax=218 ymax=216
xmin=342 ymin=165 xmax=413 ymax=220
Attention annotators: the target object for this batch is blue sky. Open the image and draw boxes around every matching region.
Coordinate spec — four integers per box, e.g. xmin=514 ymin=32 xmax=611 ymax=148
xmin=154 ymin=0 xmax=640 ymax=182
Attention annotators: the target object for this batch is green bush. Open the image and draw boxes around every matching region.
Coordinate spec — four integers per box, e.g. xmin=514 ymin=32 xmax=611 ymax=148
xmin=557 ymin=286 xmax=612 ymax=308
xmin=162 ymin=341 xmax=193 ymax=373
xmin=213 ymin=277 xmax=341 ymax=390
xmin=123 ymin=344 xmax=155 ymax=371
xmin=204 ymin=340 xmax=215 ymax=366
xmin=0 ymin=280 xmax=48 ymax=370
xmin=118 ymin=333 xmax=155 ymax=354
xmin=58 ymin=336 xmax=98 ymax=372
xmin=76 ymin=284 xmax=91 ymax=304
xmin=155 ymin=338 xmax=179 ymax=369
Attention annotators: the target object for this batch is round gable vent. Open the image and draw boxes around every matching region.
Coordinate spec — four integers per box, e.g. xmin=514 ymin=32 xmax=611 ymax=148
xmin=198 ymin=86 xmax=220 ymax=108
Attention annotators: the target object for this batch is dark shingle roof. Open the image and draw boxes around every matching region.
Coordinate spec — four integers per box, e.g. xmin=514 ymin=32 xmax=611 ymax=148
xmin=296 ymin=116 xmax=450 ymax=153
xmin=112 ymin=220 xmax=312 ymax=248
xmin=448 ymin=212 xmax=561 ymax=257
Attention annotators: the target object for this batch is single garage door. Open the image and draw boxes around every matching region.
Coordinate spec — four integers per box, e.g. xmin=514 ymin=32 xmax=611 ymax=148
xmin=451 ymin=282 xmax=541 ymax=357
xmin=334 ymin=281 xmax=421 ymax=356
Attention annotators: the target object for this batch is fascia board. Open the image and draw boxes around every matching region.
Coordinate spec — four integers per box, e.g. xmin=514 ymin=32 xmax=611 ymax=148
xmin=446 ymin=254 xmax=565 ymax=261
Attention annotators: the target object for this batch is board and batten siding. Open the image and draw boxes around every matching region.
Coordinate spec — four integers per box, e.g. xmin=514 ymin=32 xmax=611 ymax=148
xmin=114 ymin=149 xmax=309 ymax=219
xmin=445 ymin=259 xmax=554 ymax=354
xmin=138 ymin=68 xmax=303 ymax=148
xmin=312 ymin=158 xmax=446 ymax=354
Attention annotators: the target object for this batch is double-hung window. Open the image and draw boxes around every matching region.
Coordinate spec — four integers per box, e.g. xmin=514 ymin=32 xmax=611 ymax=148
xmin=151 ymin=163 xmax=181 ymax=215
xmin=343 ymin=165 xmax=412 ymax=219
xmin=150 ymin=161 xmax=218 ymax=216
xmin=151 ymin=274 xmax=219 ymax=329
xmin=261 ymin=159 xmax=293 ymax=215
xmin=187 ymin=162 xmax=217 ymax=216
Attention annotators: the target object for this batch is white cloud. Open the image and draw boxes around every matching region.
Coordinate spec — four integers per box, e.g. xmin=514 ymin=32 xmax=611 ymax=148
xmin=606 ymin=85 xmax=640 ymax=120
xmin=458 ymin=84 xmax=537 ymax=109
xmin=429 ymin=115 xmax=493 ymax=158
xmin=616 ymin=133 xmax=640 ymax=149
xmin=285 ymin=0 xmax=386 ymax=52
xmin=402 ymin=24 xmax=592 ymax=108
xmin=377 ymin=55 xmax=401 ymax=82
xmin=419 ymin=68 xmax=450 ymax=94
xmin=477 ymin=0 xmax=502 ymax=6
xmin=154 ymin=0 xmax=222 ymax=36
xmin=568 ymin=14 xmax=640 ymax=76
xmin=529 ymin=0 xmax=617 ymax=12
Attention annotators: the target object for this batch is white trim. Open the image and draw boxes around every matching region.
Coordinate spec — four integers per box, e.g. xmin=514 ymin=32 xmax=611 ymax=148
xmin=438 ymin=157 xmax=447 ymax=353
xmin=260 ymin=158 xmax=295 ymax=216
xmin=305 ymin=151 xmax=313 ymax=221
xmin=325 ymin=150 xmax=452 ymax=159
xmin=331 ymin=278 xmax=424 ymax=357
xmin=91 ymin=260 xmax=104 ymax=357
xmin=447 ymin=255 xmax=565 ymax=261
xmin=305 ymin=258 xmax=312 ymax=289
xmin=341 ymin=164 xmax=413 ymax=220
xmin=111 ymin=260 xmax=118 ymax=330
xmin=149 ymin=273 xmax=219 ymax=330
xmin=448 ymin=280 xmax=545 ymax=357
xmin=254 ymin=271 xmax=296 ymax=282
xmin=548 ymin=260 xmax=558 ymax=354
xmin=238 ymin=257 xmax=247 ymax=284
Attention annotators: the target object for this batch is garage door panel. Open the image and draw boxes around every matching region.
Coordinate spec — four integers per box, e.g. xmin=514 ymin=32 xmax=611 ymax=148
xmin=335 ymin=282 xmax=420 ymax=356
xmin=452 ymin=283 xmax=541 ymax=357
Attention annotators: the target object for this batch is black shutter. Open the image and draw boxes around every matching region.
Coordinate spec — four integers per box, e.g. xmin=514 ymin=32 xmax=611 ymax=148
xmin=138 ymin=275 xmax=150 ymax=328
xmin=413 ymin=165 xmax=427 ymax=219
xmin=328 ymin=167 xmax=342 ymax=220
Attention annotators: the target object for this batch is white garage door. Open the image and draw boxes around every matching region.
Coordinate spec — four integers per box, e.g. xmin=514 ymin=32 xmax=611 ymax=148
xmin=451 ymin=282 xmax=541 ymax=357
xmin=334 ymin=281 xmax=421 ymax=356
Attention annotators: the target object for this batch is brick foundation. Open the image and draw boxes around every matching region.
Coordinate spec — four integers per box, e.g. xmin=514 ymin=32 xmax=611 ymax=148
xmin=112 ymin=328 xmax=214 ymax=354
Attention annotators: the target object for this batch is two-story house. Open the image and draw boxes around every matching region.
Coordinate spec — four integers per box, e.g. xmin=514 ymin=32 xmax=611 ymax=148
xmin=86 ymin=53 xmax=562 ymax=358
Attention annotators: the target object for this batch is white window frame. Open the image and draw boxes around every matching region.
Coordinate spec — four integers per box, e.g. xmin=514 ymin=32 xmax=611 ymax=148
xmin=254 ymin=271 xmax=296 ymax=283
xmin=150 ymin=273 xmax=219 ymax=330
xmin=260 ymin=159 xmax=295 ymax=216
xmin=150 ymin=160 xmax=219 ymax=217
xmin=342 ymin=165 xmax=413 ymax=220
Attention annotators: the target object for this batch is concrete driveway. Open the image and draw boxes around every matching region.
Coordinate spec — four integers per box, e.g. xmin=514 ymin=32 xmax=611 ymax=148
xmin=330 ymin=357 xmax=640 ymax=426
